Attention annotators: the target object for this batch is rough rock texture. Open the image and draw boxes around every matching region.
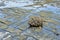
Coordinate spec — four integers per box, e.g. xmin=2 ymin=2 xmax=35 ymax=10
xmin=28 ymin=16 xmax=45 ymax=28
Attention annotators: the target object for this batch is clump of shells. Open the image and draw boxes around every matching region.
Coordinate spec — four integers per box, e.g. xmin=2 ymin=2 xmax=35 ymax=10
xmin=28 ymin=16 xmax=46 ymax=28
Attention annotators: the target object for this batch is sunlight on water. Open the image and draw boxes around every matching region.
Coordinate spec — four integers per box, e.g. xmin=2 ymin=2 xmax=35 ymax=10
xmin=0 ymin=0 xmax=60 ymax=40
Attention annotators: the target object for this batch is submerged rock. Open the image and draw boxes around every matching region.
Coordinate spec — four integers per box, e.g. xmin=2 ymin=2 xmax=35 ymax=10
xmin=28 ymin=16 xmax=46 ymax=28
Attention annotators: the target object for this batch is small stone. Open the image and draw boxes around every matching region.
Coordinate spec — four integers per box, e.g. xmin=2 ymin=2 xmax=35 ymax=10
xmin=28 ymin=16 xmax=46 ymax=28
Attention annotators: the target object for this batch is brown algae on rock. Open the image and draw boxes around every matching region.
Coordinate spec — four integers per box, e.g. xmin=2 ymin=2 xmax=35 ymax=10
xmin=28 ymin=16 xmax=46 ymax=29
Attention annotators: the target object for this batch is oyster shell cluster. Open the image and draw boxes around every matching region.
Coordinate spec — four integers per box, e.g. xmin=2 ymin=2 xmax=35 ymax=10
xmin=28 ymin=16 xmax=46 ymax=28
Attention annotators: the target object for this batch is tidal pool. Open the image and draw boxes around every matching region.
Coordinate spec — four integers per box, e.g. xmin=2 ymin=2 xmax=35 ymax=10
xmin=0 ymin=0 xmax=60 ymax=40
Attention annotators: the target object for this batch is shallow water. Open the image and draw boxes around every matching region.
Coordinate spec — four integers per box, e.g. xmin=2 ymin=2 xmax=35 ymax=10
xmin=0 ymin=0 xmax=60 ymax=40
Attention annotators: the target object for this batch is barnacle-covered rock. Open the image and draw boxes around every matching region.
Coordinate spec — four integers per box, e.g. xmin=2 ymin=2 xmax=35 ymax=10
xmin=28 ymin=16 xmax=46 ymax=28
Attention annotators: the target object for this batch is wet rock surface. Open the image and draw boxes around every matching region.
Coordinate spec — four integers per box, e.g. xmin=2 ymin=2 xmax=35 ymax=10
xmin=28 ymin=16 xmax=46 ymax=28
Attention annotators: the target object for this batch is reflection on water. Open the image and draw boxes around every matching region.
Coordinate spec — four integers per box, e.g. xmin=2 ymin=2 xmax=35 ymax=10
xmin=0 ymin=0 xmax=60 ymax=40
